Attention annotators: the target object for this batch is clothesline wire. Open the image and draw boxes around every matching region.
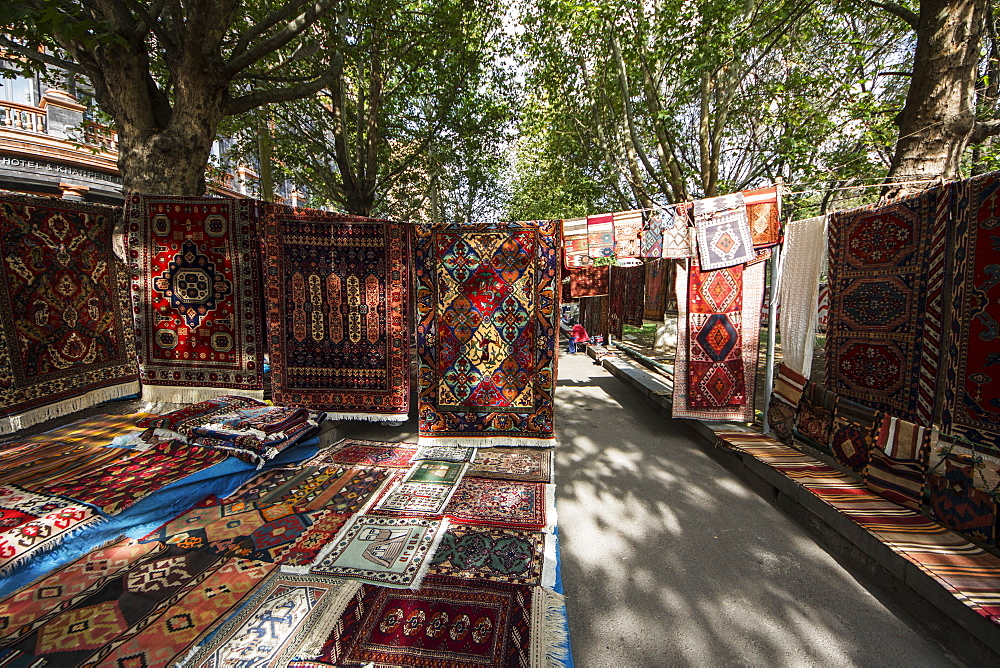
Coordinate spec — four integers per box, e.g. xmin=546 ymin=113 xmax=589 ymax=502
xmin=782 ymin=177 xmax=942 ymax=197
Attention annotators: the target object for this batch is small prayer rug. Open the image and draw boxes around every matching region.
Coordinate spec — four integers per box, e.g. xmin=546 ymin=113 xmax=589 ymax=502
xmin=825 ymin=185 xmax=948 ymax=425
xmin=445 ymin=478 xmax=550 ymax=529
xmin=743 ymin=185 xmax=781 ymax=246
xmin=317 ymin=438 xmax=416 ymax=468
xmin=279 ymin=511 xmax=352 ymax=570
xmin=0 ymin=194 xmax=138 ymax=434
xmin=613 ymin=210 xmax=643 ymax=258
xmin=469 ymin=447 xmax=553 ymax=482
xmin=429 ymin=525 xmax=547 ymax=585
xmin=562 ymin=217 xmax=591 ymax=268
xmin=372 ymin=480 xmax=461 ymax=515
xmin=661 ymin=204 xmax=695 ymax=259
xmin=124 ymin=194 xmax=264 ymax=402
xmin=0 ymin=485 xmax=100 ymax=575
xmin=608 ymin=264 xmax=645 ymax=337
xmin=414 ymin=220 xmax=559 ymax=447
xmin=643 ymin=259 xmax=671 ymax=321
xmin=640 ymin=209 xmax=664 ymax=258
xmin=184 ymin=572 xmax=360 ymax=667
xmin=865 ymin=414 xmax=931 ymax=510
xmin=294 ymin=576 xmax=534 ymax=667
xmin=568 ymin=265 xmax=609 ymax=298
xmin=693 ymin=193 xmax=754 ymax=270
xmin=830 ymin=397 xmax=880 ymax=475
xmin=587 ymin=213 xmax=615 ymax=259
xmin=767 ymin=363 xmax=807 ymax=444
xmin=579 ymin=295 xmax=610 ymax=342
xmin=301 ymin=515 xmax=449 ymax=589
xmin=413 ymin=444 xmax=476 ymax=463
xmin=942 ymin=173 xmax=1000 ymax=451
xmin=262 ymin=205 xmax=410 ymax=421
xmin=403 ymin=460 xmax=468 ymax=485
xmin=672 ymin=257 xmax=764 ymax=421
xmin=794 ymin=382 xmax=838 ymax=451
xmin=929 ymin=453 xmax=997 ymax=545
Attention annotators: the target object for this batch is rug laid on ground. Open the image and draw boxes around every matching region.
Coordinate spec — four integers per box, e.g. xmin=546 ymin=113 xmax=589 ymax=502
xmin=587 ymin=213 xmax=615 ymax=259
xmin=412 ymin=444 xmax=476 ymax=463
xmin=942 ymin=173 xmax=1000 ymax=452
xmin=672 ymin=256 xmax=765 ymax=421
xmin=766 ymin=363 xmax=807 ymax=444
xmin=693 ymin=193 xmax=754 ymax=270
xmin=0 ymin=485 xmax=100 ymax=576
xmin=718 ymin=431 xmax=1000 ymax=626
xmin=124 ymin=194 xmax=264 ymax=402
xmin=295 ymin=514 xmax=449 ymax=589
xmin=568 ymin=265 xmax=609 ymax=298
xmin=608 ymin=264 xmax=645 ymax=338
xmin=643 ymin=259 xmax=671 ymax=321
xmin=414 ymin=219 xmax=559 ymax=447
xmin=825 ymin=185 xmax=949 ymax=425
xmin=563 ymin=217 xmax=591 ymax=268
xmin=444 ymin=478 xmax=552 ymax=529
xmin=289 ymin=576 xmax=542 ymax=667
xmin=183 ymin=572 xmax=360 ymax=667
xmin=262 ymin=205 xmax=410 ymax=421
xmin=613 ymin=210 xmax=643 ymax=258
xmin=0 ymin=193 xmax=138 ymax=435
xmin=743 ymin=185 xmax=781 ymax=247
xmin=468 ymin=448 xmax=553 ymax=483
xmin=429 ymin=525 xmax=549 ymax=586
xmin=317 ymin=438 xmax=416 ymax=469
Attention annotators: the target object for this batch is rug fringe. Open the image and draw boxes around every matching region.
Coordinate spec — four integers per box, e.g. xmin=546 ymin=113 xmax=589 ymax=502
xmin=542 ymin=531 xmax=557 ymax=590
xmin=140 ymin=385 xmax=264 ymax=404
xmin=410 ymin=518 xmax=450 ymax=592
xmin=293 ymin=580 xmax=363 ymax=660
xmin=0 ymin=513 xmax=105 ymax=577
xmin=0 ymin=381 xmax=140 ymax=435
xmin=417 ymin=436 xmax=557 ymax=448
xmin=544 ymin=484 xmax=558 ymax=532
xmin=531 ymin=587 xmax=571 ymax=668
xmin=319 ymin=411 xmax=409 ymax=423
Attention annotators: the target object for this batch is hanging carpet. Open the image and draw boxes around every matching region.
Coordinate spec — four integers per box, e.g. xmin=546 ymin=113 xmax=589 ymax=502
xmin=612 ymin=209 xmax=643 ymax=258
xmin=586 ymin=213 xmax=614 ymax=259
xmin=661 ymin=204 xmax=695 ymax=259
xmin=608 ymin=264 xmax=645 ymax=338
xmin=262 ymin=204 xmax=410 ymax=421
xmin=825 ymin=185 xmax=949 ymax=425
xmin=124 ymin=194 xmax=264 ymax=402
xmin=578 ymin=295 xmax=610 ymax=343
xmin=640 ymin=209 xmax=664 ymax=258
xmin=567 ymin=265 xmax=609 ymax=298
xmin=672 ymin=255 xmax=764 ymax=421
xmin=643 ymin=259 xmax=671 ymax=321
xmin=743 ymin=185 xmax=781 ymax=247
xmin=0 ymin=193 xmax=138 ymax=435
xmin=562 ymin=217 xmax=591 ymax=268
xmin=777 ymin=214 xmax=827 ymax=378
xmin=942 ymin=173 xmax=1000 ymax=451
xmin=414 ymin=219 xmax=559 ymax=447
xmin=693 ymin=193 xmax=755 ymax=270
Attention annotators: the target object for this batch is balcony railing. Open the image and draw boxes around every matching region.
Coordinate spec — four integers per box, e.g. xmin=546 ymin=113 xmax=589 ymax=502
xmin=0 ymin=100 xmax=46 ymax=134
xmin=79 ymin=119 xmax=118 ymax=153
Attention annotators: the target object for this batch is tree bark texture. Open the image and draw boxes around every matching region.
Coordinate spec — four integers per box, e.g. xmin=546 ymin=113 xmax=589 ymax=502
xmin=885 ymin=0 xmax=988 ymax=189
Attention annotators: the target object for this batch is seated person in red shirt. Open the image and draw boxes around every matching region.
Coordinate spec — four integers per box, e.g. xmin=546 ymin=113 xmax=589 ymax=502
xmin=569 ymin=322 xmax=589 ymax=354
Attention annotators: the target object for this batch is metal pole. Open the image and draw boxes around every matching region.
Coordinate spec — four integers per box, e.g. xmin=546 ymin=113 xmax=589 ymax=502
xmin=761 ymin=179 xmax=783 ymax=432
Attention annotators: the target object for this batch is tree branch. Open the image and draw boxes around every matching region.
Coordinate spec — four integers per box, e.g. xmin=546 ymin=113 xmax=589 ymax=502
xmin=0 ymin=36 xmax=85 ymax=74
xmin=971 ymin=118 xmax=1000 ymax=143
xmin=870 ymin=1 xmax=919 ymax=30
xmin=223 ymin=71 xmax=336 ymax=115
xmin=225 ymin=0 xmax=340 ymax=75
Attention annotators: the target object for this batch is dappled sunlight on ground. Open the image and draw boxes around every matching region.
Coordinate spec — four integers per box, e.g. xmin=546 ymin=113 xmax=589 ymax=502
xmin=553 ymin=351 xmax=956 ymax=667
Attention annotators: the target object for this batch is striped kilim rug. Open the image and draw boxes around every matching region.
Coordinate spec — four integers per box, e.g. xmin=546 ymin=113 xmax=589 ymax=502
xmin=717 ymin=432 xmax=1000 ymax=624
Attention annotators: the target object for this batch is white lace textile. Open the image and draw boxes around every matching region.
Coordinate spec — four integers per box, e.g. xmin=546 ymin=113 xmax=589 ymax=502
xmin=777 ymin=214 xmax=828 ymax=378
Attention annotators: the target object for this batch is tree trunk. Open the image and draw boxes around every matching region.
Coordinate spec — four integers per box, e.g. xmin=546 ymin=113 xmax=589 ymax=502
xmin=884 ymin=0 xmax=988 ymax=192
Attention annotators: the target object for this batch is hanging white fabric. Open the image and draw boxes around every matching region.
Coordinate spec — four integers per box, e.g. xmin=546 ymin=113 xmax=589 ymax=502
xmin=777 ymin=214 xmax=828 ymax=378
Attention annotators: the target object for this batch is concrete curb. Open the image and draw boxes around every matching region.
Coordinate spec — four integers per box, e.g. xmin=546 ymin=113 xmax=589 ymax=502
xmin=586 ymin=345 xmax=1000 ymax=663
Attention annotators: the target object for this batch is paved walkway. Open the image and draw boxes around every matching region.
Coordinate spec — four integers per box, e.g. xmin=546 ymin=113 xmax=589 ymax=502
xmin=553 ymin=351 xmax=958 ymax=667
